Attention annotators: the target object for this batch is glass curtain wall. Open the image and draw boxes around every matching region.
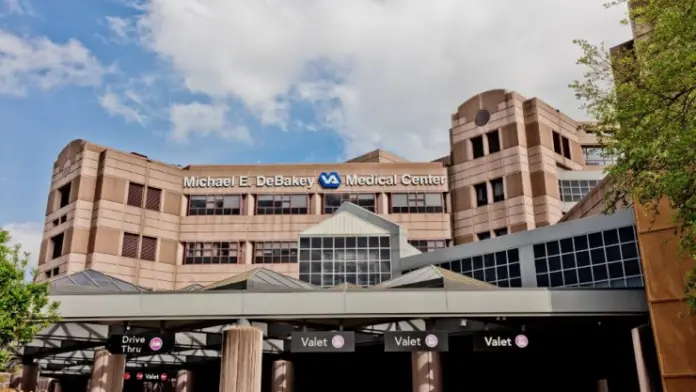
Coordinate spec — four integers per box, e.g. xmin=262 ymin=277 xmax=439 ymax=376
xmin=298 ymin=236 xmax=392 ymax=287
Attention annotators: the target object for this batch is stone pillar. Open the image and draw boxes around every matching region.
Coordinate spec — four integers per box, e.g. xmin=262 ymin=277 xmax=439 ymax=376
xmin=219 ymin=325 xmax=263 ymax=392
xmin=632 ymin=327 xmax=655 ymax=392
xmin=18 ymin=363 xmax=39 ymax=392
xmin=53 ymin=380 xmax=63 ymax=392
xmin=597 ymin=378 xmax=610 ymax=392
xmin=175 ymin=370 xmax=193 ymax=392
xmin=89 ymin=349 xmax=126 ymax=392
xmin=411 ymin=351 xmax=442 ymax=392
xmin=271 ymin=360 xmax=293 ymax=392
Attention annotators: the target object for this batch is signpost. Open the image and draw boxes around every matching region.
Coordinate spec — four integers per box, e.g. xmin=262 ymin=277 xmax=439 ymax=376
xmin=290 ymin=331 xmax=355 ymax=353
xmin=473 ymin=332 xmax=531 ymax=352
xmin=384 ymin=331 xmax=449 ymax=352
xmin=123 ymin=370 xmax=173 ymax=383
xmin=107 ymin=333 xmax=175 ymax=355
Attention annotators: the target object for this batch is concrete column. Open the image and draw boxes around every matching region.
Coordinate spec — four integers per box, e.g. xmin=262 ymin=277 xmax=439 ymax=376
xmin=311 ymin=194 xmax=322 ymax=215
xmin=53 ymin=380 xmax=63 ymax=392
xmin=411 ymin=351 xmax=442 ymax=392
xmin=175 ymin=370 xmax=193 ymax=392
xmin=219 ymin=325 xmax=263 ymax=392
xmin=18 ymin=363 xmax=39 ymax=392
xmin=89 ymin=349 xmax=126 ymax=392
xmin=597 ymin=378 xmax=609 ymax=392
xmin=271 ymin=360 xmax=294 ymax=392
xmin=377 ymin=193 xmax=388 ymax=215
xmin=632 ymin=326 xmax=654 ymax=392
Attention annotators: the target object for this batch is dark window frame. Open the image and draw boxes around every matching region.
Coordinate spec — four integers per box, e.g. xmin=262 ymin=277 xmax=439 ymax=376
xmin=188 ymin=194 xmax=243 ymax=216
xmin=474 ymin=182 xmax=488 ymax=206
xmin=324 ymin=193 xmax=376 ymax=214
xmin=50 ymin=233 xmax=65 ymax=260
xmin=255 ymin=194 xmax=309 ymax=215
xmin=487 ymin=130 xmax=501 ymax=154
xmin=121 ymin=232 xmax=140 ymax=259
xmin=491 ymin=178 xmax=505 ymax=202
xmin=390 ymin=193 xmax=445 ymax=214
xmin=127 ymin=182 xmax=145 ymax=208
xmin=253 ymin=241 xmax=298 ymax=264
xmin=471 ymin=136 xmax=485 ymax=159
xmin=58 ymin=183 xmax=71 ymax=209
xmin=145 ymin=187 xmax=162 ymax=212
xmin=409 ymin=239 xmax=447 ymax=253
xmin=140 ymin=236 xmax=158 ymax=261
xmin=184 ymin=242 xmax=240 ymax=264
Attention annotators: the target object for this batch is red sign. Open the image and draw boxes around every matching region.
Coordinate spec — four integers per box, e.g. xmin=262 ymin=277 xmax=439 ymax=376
xmin=136 ymin=372 xmax=144 ymax=380
xmin=160 ymin=373 xmax=168 ymax=381
xmin=123 ymin=373 xmax=131 ymax=380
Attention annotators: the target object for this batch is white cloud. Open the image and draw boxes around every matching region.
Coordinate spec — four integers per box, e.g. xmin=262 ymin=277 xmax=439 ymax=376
xmin=2 ymin=0 xmax=34 ymax=15
xmin=102 ymin=16 xmax=137 ymax=45
xmin=99 ymin=90 xmax=146 ymax=125
xmin=169 ymin=102 xmax=251 ymax=143
xmin=0 ymin=29 xmax=107 ymax=96
xmin=2 ymin=222 xmax=43 ymax=280
xmin=126 ymin=0 xmax=630 ymax=159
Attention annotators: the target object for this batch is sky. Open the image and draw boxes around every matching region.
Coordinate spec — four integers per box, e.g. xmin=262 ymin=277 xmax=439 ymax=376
xmin=0 ymin=0 xmax=631 ymax=272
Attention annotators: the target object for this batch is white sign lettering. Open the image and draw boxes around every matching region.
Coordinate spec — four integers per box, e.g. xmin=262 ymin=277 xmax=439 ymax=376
xmin=182 ymin=174 xmax=447 ymax=188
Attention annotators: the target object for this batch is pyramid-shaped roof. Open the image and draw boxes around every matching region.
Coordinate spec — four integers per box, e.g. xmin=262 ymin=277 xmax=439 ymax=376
xmin=300 ymin=209 xmax=390 ymax=236
xmin=375 ymin=265 xmax=496 ymax=289
xmin=50 ymin=269 xmax=148 ymax=293
xmin=325 ymin=282 xmax=366 ymax=291
xmin=203 ymin=268 xmax=317 ymax=291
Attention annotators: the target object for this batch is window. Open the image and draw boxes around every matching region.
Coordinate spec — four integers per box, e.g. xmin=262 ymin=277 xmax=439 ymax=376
xmin=474 ymin=183 xmax=488 ymax=206
xmin=127 ymin=182 xmax=144 ymax=207
xmin=409 ymin=240 xmax=447 ymax=253
xmin=562 ymin=137 xmax=571 ymax=159
xmin=552 ymin=132 xmax=562 ymax=154
xmin=471 ymin=136 xmax=485 ymax=159
xmin=437 ymin=248 xmax=522 ymax=287
xmin=494 ymin=227 xmax=508 ymax=237
xmin=583 ymin=146 xmax=617 ymax=166
xmin=140 ymin=236 xmax=158 ymax=261
xmin=50 ymin=233 xmax=64 ymax=260
xmin=552 ymin=131 xmax=572 ymax=159
xmin=390 ymin=193 xmax=444 ymax=213
xmin=121 ymin=233 xmax=140 ymax=258
xmin=256 ymin=194 xmax=308 ymax=215
xmin=145 ymin=187 xmax=162 ymax=211
xmin=558 ymin=179 xmax=602 ymax=202
xmin=188 ymin=195 xmax=243 ymax=215
xmin=253 ymin=242 xmax=298 ymax=263
xmin=491 ymin=178 xmax=505 ymax=202
xmin=477 ymin=232 xmax=491 ymax=241
xmin=298 ymin=236 xmax=392 ymax=287
xmin=487 ymin=130 xmax=501 ymax=153
xmin=533 ymin=225 xmax=643 ymax=288
xmin=45 ymin=267 xmax=60 ymax=279
xmin=184 ymin=242 xmax=240 ymax=264
xmin=324 ymin=194 xmax=375 ymax=214
xmin=58 ymin=183 xmax=71 ymax=209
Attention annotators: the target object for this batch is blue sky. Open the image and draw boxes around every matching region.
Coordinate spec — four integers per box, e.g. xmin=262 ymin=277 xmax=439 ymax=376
xmin=0 ymin=0 xmax=631 ymax=267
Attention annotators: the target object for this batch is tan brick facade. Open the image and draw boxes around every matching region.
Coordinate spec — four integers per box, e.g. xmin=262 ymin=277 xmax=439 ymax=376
xmin=38 ymin=89 xmax=607 ymax=289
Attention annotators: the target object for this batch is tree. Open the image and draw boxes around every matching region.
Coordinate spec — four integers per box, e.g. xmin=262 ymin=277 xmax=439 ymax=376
xmin=570 ymin=0 xmax=696 ymax=308
xmin=0 ymin=228 xmax=60 ymax=371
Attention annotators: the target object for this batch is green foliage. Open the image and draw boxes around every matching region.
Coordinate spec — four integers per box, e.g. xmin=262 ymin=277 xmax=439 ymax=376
xmin=0 ymin=229 xmax=60 ymax=371
xmin=570 ymin=0 xmax=696 ymax=307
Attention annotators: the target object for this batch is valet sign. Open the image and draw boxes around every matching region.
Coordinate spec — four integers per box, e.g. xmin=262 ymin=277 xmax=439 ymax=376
xmin=107 ymin=333 xmax=175 ymax=355
xmin=290 ymin=331 xmax=355 ymax=353
xmin=473 ymin=332 xmax=530 ymax=352
xmin=384 ymin=331 xmax=449 ymax=352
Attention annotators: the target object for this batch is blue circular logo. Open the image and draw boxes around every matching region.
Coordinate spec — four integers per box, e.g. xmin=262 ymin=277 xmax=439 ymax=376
xmin=318 ymin=172 xmax=342 ymax=189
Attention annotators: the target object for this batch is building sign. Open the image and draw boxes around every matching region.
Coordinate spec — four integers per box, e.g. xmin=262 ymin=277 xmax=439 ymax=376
xmin=183 ymin=173 xmax=447 ymax=189
xmin=107 ymin=333 xmax=175 ymax=355
xmin=473 ymin=332 xmax=530 ymax=352
xmin=123 ymin=370 xmax=173 ymax=383
xmin=383 ymin=331 xmax=449 ymax=352
xmin=290 ymin=331 xmax=355 ymax=353
xmin=183 ymin=175 xmax=315 ymax=189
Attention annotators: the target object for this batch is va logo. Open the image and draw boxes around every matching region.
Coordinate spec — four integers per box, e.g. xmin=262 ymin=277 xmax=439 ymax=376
xmin=318 ymin=172 xmax=342 ymax=189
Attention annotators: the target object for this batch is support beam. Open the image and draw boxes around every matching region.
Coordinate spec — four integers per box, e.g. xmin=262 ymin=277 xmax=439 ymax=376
xmin=89 ymin=349 xmax=125 ymax=392
xmin=219 ymin=325 xmax=263 ymax=392
xmin=19 ymin=363 xmax=39 ymax=392
xmin=411 ymin=351 xmax=442 ymax=392
xmin=271 ymin=360 xmax=293 ymax=392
